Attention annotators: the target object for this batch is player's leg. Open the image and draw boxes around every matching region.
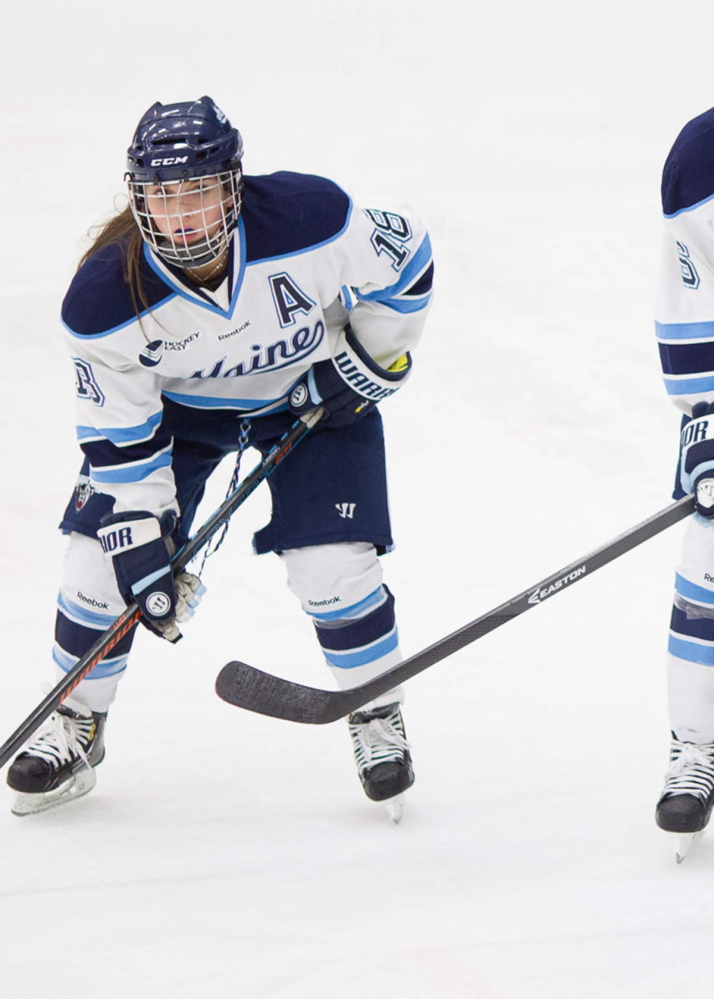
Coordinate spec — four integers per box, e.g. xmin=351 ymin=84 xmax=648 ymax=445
xmin=7 ymin=531 xmax=130 ymax=814
xmin=656 ymin=515 xmax=714 ymax=834
xmin=280 ymin=540 xmax=414 ymax=803
xmin=7 ymin=433 xmax=229 ymax=815
xmin=253 ymin=410 xmax=415 ymax=805
xmin=280 ymin=541 xmax=403 ymax=705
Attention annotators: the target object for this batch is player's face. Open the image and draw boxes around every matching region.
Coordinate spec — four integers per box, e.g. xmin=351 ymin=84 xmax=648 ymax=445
xmin=144 ymin=176 xmax=229 ymax=245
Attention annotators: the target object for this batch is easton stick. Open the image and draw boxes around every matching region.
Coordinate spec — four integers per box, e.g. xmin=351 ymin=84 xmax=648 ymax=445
xmin=0 ymin=409 xmax=323 ymax=771
xmin=215 ymin=494 xmax=695 ymax=724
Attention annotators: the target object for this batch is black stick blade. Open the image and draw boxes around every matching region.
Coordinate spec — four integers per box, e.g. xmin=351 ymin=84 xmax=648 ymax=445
xmin=215 ymin=662 xmax=350 ymax=724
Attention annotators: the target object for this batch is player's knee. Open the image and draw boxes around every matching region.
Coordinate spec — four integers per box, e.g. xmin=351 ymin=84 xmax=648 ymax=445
xmin=60 ymin=531 xmax=125 ymax=617
xmin=280 ymin=541 xmax=385 ymax=622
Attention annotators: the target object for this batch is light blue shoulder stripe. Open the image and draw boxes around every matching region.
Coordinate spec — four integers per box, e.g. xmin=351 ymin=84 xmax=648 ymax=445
xmin=356 ymin=234 xmax=433 ymax=303
xmin=373 ymin=293 xmax=432 ymax=315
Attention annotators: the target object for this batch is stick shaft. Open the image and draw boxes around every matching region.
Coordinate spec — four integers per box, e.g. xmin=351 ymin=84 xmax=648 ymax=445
xmin=216 ymin=494 xmax=694 ymax=723
xmin=0 ymin=412 xmax=320 ymax=768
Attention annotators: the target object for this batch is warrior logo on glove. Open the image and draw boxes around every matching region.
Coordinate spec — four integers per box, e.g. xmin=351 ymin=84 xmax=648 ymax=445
xmin=97 ymin=510 xmax=205 ymax=642
xmin=288 ymin=325 xmax=412 ymax=430
xmin=146 ymin=592 xmax=172 ymax=618
xmin=289 ymin=383 xmax=309 ymax=408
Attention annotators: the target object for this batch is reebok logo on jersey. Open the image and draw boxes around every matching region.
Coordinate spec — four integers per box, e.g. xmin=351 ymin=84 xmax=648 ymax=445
xmin=308 ymin=596 xmax=341 ymax=607
xmin=218 ymin=320 xmax=252 ymax=341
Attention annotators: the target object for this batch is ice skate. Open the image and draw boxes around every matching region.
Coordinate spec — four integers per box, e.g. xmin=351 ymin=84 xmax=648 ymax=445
xmin=348 ymin=702 xmax=414 ymax=821
xmin=655 ymin=735 xmax=714 ymax=860
xmin=7 ymin=697 xmax=107 ymax=816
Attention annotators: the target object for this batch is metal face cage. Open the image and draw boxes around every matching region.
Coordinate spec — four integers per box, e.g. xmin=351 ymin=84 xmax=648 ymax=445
xmin=128 ymin=169 xmax=242 ymax=270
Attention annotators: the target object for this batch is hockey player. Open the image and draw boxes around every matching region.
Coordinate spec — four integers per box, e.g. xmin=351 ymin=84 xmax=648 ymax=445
xmin=6 ymin=96 xmax=433 ymax=817
xmin=654 ymin=107 xmax=714 ymax=846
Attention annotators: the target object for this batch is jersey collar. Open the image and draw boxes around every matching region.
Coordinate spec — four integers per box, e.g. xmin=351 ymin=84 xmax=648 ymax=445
xmin=142 ymin=221 xmax=246 ymax=318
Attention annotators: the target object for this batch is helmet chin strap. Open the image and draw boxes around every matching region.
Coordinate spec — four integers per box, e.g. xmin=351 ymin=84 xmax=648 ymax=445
xmin=183 ymin=248 xmax=230 ymax=286
xmin=156 ymin=231 xmax=227 ymax=270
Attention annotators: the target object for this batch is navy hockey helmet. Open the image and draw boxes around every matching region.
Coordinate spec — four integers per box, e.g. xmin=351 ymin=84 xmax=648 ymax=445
xmin=126 ymin=95 xmax=243 ymax=182
xmin=126 ymin=96 xmax=244 ymax=270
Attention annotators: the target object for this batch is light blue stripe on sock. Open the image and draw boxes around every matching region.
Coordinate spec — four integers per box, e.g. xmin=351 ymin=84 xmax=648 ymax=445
xmin=323 ymin=628 xmax=399 ymax=669
xmin=669 ymin=633 xmax=714 ymax=665
xmin=675 ymin=572 xmax=714 ymax=606
xmin=52 ymin=643 xmax=129 ymax=679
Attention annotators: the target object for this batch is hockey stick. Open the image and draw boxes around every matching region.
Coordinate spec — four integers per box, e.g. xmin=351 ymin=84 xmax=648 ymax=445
xmin=215 ymin=494 xmax=695 ymax=724
xmin=0 ymin=409 xmax=323 ymax=770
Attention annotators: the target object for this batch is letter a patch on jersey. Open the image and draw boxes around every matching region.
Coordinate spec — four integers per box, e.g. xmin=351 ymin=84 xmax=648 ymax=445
xmin=269 ymin=273 xmax=316 ymax=327
xmin=73 ymin=358 xmax=105 ymax=406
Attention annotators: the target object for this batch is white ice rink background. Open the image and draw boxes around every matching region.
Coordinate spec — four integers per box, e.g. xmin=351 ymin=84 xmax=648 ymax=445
xmin=2 ymin=2 xmax=714 ymax=995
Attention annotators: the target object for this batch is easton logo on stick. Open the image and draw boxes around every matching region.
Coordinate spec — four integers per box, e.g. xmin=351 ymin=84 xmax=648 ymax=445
xmin=528 ymin=566 xmax=587 ymax=605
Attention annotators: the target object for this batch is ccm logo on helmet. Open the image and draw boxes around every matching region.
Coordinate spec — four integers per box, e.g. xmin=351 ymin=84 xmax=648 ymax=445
xmin=150 ymin=156 xmax=189 ymax=166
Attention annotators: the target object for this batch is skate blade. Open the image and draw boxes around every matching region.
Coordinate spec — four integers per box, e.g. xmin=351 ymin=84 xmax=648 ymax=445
xmin=11 ymin=766 xmax=97 ymax=816
xmin=383 ymin=794 xmax=405 ymax=824
xmin=675 ymin=830 xmax=704 ymax=864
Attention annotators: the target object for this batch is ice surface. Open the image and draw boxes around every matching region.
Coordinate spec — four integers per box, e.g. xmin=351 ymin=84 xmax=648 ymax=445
xmin=1 ymin=1 xmax=713 ymax=996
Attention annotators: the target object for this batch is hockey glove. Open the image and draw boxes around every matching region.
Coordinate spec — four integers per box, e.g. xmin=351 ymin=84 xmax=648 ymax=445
xmin=680 ymin=401 xmax=714 ymax=518
xmin=97 ymin=510 xmax=205 ymax=642
xmin=288 ymin=325 xmax=412 ymax=429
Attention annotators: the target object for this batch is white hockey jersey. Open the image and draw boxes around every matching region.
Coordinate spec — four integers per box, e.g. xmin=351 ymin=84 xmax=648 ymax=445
xmin=656 ymin=108 xmax=714 ymax=417
xmin=63 ymin=172 xmax=433 ymax=517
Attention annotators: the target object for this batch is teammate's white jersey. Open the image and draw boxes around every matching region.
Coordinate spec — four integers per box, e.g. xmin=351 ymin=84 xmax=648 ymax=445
xmin=63 ymin=172 xmax=433 ymax=517
xmin=656 ymin=108 xmax=714 ymax=416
